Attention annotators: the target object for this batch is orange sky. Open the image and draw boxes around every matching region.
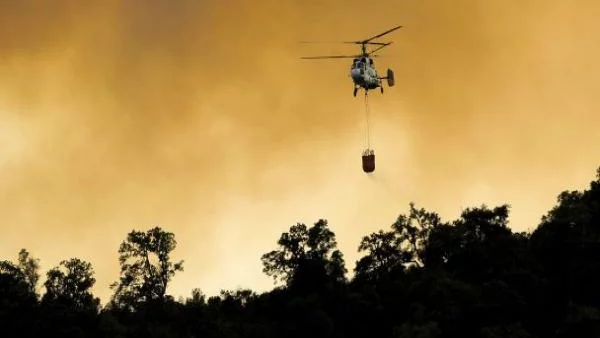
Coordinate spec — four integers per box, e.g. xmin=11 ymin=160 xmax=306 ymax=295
xmin=1 ymin=0 xmax=599 ymax=304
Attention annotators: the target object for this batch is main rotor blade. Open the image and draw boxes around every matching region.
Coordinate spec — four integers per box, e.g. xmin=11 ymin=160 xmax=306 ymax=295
xmin=300 ymin=41 xmax=390 ymax=45
xmin=300 ymin=55 xmax=380 ymax=60
xmin=300 ymin=55 xmax=358 ymax=59
xmin=368 ymin=42 xmax=392 ymax=54
xmin=299 ymin=40 xmax=357 ymax=44
xmin=363 ymin=42 xmax=391 ymax=46
xmin=363 ymin=25 xmax=402 ymax=43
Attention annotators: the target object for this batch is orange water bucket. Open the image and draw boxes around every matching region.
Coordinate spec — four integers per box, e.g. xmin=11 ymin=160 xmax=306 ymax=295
xmin=362 ymin=151 xmax=375 ymax=173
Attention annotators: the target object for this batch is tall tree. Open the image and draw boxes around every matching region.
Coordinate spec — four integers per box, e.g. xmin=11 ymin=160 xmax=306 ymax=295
xmin=0 ymin=248 xmax=40 ymax=302
xmin=0 ymin=259 xmax=36 ymax=304
xmin=262 ymin=222 xmax=308 ymax=286
xmin=17 ymin=249 xmax=40 ymax=296
xmin=261 ymin=219 xmax=346 ymax=290
xmin=392 ymin=203 xmax=442 ymax=268
xmin=109 ymin=226 xmax=183 ymax=310
xmin=0 ymin=250 xmax=39 ymax=337
xmin=354 ymin=230 xmax=407 ymax=282
xmin=42 ymin=258 xmax=100 ymax=312
xmin=354 ymin=203 xmax=442 ymax=282
xmin=530 ymin=167 xmax=600 ymax=311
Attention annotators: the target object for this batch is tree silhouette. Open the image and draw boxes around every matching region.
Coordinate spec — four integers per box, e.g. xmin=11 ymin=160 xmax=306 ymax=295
xmin=42 ymin=258 xmax=100 ymax=312
xmin=0 ymin=249 xmax=40 ymax=337
xmin=109 ymin=226 xmax=183 ymax=311
xmin=0 ymin=249 xmax=40 ymax=307
xmin=355 ymin=230 xmax=407 ymax=282
xmin=393 ymin=203 xmax=443 ymax=268
xmin=354 ymin=204 xmax=442 ymax=282
xmin=16 ymin=249 xmax=40 ymax=297
xmin=262 ymin=222 xmax=309 ymax=286
xmin=261 ymin=219 xmax=346 ymax=293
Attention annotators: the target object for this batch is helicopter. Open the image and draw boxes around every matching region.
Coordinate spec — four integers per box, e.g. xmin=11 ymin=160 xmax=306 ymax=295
xmin=300 ymin=25 xmax=402 ymax=97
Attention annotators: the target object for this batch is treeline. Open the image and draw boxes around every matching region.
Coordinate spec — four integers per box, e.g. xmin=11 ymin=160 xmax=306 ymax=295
xmin=2 ymin=168 xmax=600 ymax=337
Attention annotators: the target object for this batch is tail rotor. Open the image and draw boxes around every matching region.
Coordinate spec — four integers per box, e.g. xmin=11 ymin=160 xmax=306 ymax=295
xmin=386 ymin=69 xmax=395 ymax=87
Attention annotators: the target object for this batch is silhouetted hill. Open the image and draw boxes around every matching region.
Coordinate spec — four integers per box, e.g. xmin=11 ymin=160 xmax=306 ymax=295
xmin=2 ymin=167 xmax=600 ymax=338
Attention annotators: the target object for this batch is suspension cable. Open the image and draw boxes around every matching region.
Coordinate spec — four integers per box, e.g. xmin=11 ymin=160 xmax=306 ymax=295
xmin=364 ymin=90 xmax=371 ymax=150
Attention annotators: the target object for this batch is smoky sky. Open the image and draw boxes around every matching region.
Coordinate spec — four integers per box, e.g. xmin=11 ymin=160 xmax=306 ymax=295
xmin=1 ymin=0 xmax=599 ymax=303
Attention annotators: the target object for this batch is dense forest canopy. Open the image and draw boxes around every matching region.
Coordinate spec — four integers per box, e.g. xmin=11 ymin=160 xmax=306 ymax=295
xmin=2 ymin=167 xmax=600 ymax=337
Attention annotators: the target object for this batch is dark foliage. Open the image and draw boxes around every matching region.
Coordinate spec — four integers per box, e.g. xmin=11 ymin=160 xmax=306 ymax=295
xmin=3 ymin=168 xmax=600 ymax=337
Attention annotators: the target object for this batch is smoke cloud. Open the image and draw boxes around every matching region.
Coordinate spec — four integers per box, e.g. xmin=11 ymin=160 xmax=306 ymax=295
xmin=1 ymin=0 xmax=599 ymax=302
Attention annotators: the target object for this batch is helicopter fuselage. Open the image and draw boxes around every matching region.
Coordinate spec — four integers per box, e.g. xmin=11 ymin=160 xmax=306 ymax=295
xmin=350 ymin=57 xmax=380 ymax=90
